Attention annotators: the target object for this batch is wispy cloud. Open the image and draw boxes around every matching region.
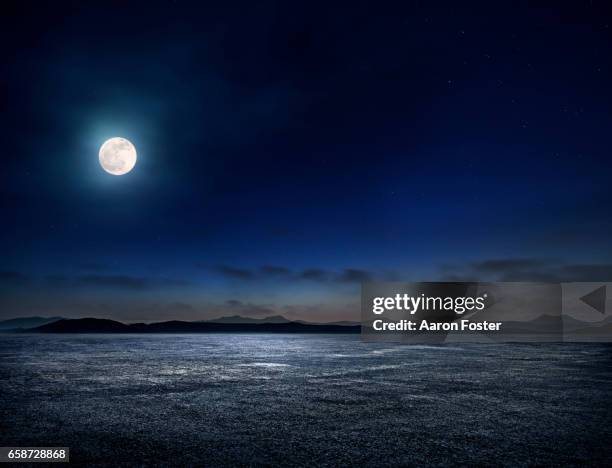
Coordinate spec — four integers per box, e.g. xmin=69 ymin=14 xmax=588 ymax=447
xmin=2 ymin=270 xmax=192 ymax=291
xmin=259 ymin=265 xmax=291 ymax=277
xmin=76 ymin=262 xmax=113 ymax=272
xmin=0 ymin=270 xmax=30 ymax=286
xmin=336 ymin=269 xmax=373 ymax=283
xmin=214 ymin=265 xmax=255 ymax=280
xmin=472 ymin=259 xmax=551 ymax=274
xmin=76 ymin=274 xmax=190 ymax=290
xmin=441 ymin=258 xmax=612 ymax=282
xmin=299 ymin=268 xmax=330 ymax=281
xmin=222 ymin=299 xmax=277 ymax=317
xmin=211 ymin=264 xmax=375 ymax=283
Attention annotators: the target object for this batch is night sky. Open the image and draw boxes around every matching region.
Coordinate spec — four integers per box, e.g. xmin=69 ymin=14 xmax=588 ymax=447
xmin=2 ymin=1 xmax=612 ymax=322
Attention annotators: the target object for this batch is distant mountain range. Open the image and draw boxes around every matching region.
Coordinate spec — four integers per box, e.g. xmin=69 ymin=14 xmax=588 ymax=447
xmin=0 ymin=315 xmax=360 ymax=333
xmin=207 ymin=315 xmax=360 ymax=326
xmin=27 ymin=318 xmax=361 ymax=334
xmin=0 ymin=316 xmax=64 ymax=331
xmin=207 ymin=315 xmax=292 ymax=324
xmin=0 ymin=314 xmax=610 ymax=335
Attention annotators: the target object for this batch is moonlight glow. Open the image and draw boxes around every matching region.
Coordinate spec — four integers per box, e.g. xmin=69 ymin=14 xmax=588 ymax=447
xmin=99 ymin=137 xmax=137 ymax=175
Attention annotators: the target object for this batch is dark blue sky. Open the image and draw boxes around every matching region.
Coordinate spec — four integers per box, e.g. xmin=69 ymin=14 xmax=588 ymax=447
xmin=2 ymin=1 xmax=612 ymax=321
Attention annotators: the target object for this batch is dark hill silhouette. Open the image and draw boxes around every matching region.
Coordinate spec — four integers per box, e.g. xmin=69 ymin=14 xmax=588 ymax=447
xmin=207 ymin=315 xmax=291 ymax=324
xmin=0 ymin=316 xmax=64 ymax=331
xmin=295 ymin=319 xmax=360 ymax=327
xmin=36 ymin=318 xmax=130 ymax=333
xmin=31 ymin=318 xmax=360 ymax=334
xmin=207 ymin=315 xmax=359 ymax=326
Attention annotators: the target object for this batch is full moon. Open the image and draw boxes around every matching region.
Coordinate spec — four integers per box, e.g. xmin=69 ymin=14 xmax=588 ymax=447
xmin=99 ymin=137 xmax=137 ymax=175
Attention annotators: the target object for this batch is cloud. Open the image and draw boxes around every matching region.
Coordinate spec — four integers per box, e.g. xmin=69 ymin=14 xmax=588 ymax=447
xmin=44 ymin=274 xmax=71 ymax=286
xmin=471 ymin=259 xmax=551 ymax=273
xmin=167 ymin=302 xmax=195 ymax=311
xmin=214 ymin=265 xmax=255 ymax=280
xmin=336 ymin=269 xmax=373 ymax=283
xmin=260 ymin=265 xmax=292 ymax=277
xmin=299 ymin=268 xmax=330 ymax=281
xmin=76 ymin=274 xmax=191 ymax=290
xmin=212 ymin=264 xmax=375 ymax=284
xmin=77 ymin=262 xmax=112 ymax=272
xmin=0 ymin=270 xmax=30 ymax=286
xmin=37 ymin=273 xmax=192 ymax=290
xmin=442 ymin=258 xmax=612 ymax=282
xmin=217 ymin=299 xmax=277 ymax=317
xmin=77 ymin=275 xmax=150 ymax=290
xmin=554 ymin=264 xmax=612 ymax=282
